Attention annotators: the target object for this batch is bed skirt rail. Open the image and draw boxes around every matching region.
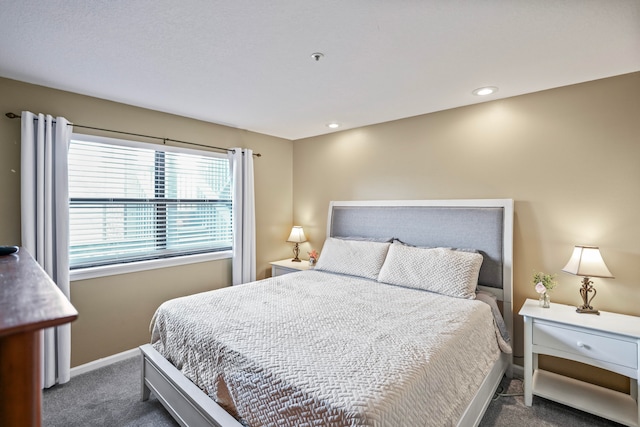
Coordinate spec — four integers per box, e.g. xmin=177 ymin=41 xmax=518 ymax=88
xmin=140 ymin=343 xmax=507 ymax=427
xmin=457 ymin=351 xmax=509 ymax=427
xmin=140 ymin=344 xmax=243 ymax=427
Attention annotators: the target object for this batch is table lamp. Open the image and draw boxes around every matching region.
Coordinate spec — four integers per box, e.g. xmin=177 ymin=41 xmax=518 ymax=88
xmin=287 ymin=226 xmax=307 ymax=262
xmin=562 ymin=245 xmax=614 ymax=315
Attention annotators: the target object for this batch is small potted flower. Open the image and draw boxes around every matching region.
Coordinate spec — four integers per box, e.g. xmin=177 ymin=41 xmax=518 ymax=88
xmin=308 ymin=250 xmax=319 ymax=267
xmin=533 ymin=271 xmax=556 ymax=308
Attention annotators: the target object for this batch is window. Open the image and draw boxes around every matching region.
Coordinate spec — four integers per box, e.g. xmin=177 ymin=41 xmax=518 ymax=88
xmin=68 ymin=134 xmax=232 ymax=271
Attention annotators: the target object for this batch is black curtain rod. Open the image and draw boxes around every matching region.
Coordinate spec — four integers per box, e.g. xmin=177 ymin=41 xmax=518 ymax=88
xmin=5 ymin=112 xmax=261 ymax=157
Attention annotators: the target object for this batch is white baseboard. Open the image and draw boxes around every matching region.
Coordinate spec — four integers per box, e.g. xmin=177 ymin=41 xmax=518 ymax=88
xmin=512 ymin=363 xmax=524 ymax=379
xmin=70 ymin=348 xmax=139 ymax=378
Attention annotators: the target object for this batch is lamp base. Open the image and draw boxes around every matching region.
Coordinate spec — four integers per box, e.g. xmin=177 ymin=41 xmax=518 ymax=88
xmin=291 ymin=242 xmax=301 ymax=262
xmin=576 ymin=276 xmax=600 ymax=315
xmin=576 ymin=306 xmax=600 ymax=315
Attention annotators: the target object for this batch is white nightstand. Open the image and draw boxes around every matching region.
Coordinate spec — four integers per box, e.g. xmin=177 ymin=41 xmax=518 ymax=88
xmin=519 ymin=298 xmax=640 ymax=426
xmin=270 ymin=259 xmax=311 ymax=277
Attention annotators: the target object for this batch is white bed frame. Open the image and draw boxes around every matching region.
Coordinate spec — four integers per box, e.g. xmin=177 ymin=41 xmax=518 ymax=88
xmin=141 ymin=198 xmax=514 ymax=427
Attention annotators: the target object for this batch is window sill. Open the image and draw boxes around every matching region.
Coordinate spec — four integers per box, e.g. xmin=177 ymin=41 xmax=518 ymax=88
xmin=69 ymin=250 xmax=232 ymax=281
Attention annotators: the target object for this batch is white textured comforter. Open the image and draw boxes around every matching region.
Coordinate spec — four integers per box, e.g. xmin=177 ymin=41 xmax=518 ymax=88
xmin=151 ymin=270 xmax=505 ymax=426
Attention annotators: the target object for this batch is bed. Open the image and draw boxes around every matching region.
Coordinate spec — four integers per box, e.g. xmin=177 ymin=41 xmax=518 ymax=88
xmin=140 ymin=199 xmax=514 ymax=427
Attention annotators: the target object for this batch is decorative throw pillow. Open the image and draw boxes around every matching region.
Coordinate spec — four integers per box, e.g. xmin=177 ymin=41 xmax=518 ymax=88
xmin=314 ymin=237 xmax=391 ymax=280
xmin=377 ymin=243 xmax=483 ymax=299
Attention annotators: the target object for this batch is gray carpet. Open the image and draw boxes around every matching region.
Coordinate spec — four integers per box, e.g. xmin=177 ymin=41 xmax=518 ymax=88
xmin=43 ymin=356 xmax=177 ymax=427
xmin=43 ymin=355 xmax=623 ymax=426
xmin=478 ymin=376 xmax=623 ymax=427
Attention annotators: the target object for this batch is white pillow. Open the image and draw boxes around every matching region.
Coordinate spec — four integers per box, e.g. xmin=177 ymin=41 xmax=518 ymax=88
xmin=314 ymin=237 xmax=391 ymax=280
xmin=377 ymin=243 xmax=483 ymax=299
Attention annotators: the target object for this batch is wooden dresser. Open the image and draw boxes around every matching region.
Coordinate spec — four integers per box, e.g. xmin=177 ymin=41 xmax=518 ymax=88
xmin=0 ymin=248 xmax=78 ymax=427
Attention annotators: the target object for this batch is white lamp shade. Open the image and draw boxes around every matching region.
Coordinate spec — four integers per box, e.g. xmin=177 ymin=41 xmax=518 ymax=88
xmin=562 ymin=245 xmax=614 ymax=278
xmin=286 ymin=226 xmax=307 ymax=243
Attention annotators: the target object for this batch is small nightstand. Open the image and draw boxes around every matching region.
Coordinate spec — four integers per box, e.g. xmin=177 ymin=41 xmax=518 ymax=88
xmin=519 ymin=298 xmax=640 ymax=426
xmin=270 ymin=259 xmax=311 ymax=277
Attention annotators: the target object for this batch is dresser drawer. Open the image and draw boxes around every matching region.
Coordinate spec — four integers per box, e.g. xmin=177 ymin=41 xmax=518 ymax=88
xmin=533 ymin=321 xmax=637 ymax=370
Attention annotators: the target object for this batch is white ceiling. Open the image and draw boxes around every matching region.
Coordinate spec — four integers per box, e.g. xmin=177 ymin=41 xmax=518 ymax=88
xmin=1 ymin=1 xmax=639 ymax=140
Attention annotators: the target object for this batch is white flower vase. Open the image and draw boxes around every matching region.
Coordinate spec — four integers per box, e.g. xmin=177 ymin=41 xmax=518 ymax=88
xmin=539 ymin=292 xmax=551 ymax=308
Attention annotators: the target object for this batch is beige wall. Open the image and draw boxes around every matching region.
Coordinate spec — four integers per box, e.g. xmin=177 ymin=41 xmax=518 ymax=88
xmin=2 ymin=73 xmax=639 ymax=386
xmin=293 ymin=72 xmax=640 ymax=391
xmin=0 ymin=77 xmax=294 ymax=366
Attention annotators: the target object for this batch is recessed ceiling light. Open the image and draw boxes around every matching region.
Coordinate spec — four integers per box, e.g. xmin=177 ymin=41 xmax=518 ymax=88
xmin=326 ymin=122 xmax=340 ymax=129
xmin=472 ymin=86 xmax=498 ymax=96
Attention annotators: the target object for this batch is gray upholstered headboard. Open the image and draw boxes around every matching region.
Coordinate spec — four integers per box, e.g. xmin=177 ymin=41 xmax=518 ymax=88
xmin=326 ymin=199 xmax=513 ymax=304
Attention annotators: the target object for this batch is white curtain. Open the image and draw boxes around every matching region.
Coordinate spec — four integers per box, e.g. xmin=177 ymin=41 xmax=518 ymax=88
xmin=228 ymin=148 xmax=256 ymax=285
xmin=21 ymin=111 xmax=73 ymax=387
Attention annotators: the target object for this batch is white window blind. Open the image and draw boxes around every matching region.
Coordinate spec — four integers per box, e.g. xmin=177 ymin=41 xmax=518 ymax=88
xmin=68 ymin=135 xmax=232 ymax=269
